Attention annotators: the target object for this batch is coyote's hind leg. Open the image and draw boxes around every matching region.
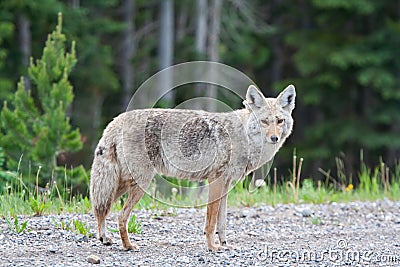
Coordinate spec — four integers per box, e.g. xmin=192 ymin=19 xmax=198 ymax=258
xmin=118 ymin=183 xmax=148 ymax=250
xmin=93 ymin=201 xmax=114 ymax=245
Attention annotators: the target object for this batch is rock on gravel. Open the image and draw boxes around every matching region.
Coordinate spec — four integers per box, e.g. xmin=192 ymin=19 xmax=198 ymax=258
xmin=1 ymin=200 xmax=400 ymax=266
xmin=87 ymin=255 xmax=100 ymax=264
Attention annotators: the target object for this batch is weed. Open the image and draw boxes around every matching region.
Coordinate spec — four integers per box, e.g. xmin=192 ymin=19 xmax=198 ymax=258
xmin=52 ymin=217 xmax=91 ymax=236
xmin=273 ymin=168 xmax=277 ymax=207
xmin=108 ymin=228 xmax=119 ymax=233
xmin=107 ymin=215 xmax=142 ymax=234
xmin=29 ymin=196 xmax=50 ymax=216
xmin=73 ymin=219 xmax=92 ymax=237
xmin=286 ymin=151 xmax=303 ymax=204
xmin=52 ymin=218 xmax=73 ymax=231
xmin=311 ymin=216 xmax=322 ymax=226
xmin=5 ymin=216 xmax=28 ymax=234
xmin=128 ymin=215 xmax=142 ymax=234
xmin=29 ymin=166 xmax=50 ymax=216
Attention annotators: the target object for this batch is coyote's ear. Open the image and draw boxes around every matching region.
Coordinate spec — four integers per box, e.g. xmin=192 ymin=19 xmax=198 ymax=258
xmin=277 ymin=84 xmax=296 ymax=112
xmin=244 ymin=85 xmax=265 ymax=110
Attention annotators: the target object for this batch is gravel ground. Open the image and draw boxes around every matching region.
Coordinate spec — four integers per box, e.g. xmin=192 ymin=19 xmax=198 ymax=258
xmin=1 ymin=200 xmax=400 ymax=266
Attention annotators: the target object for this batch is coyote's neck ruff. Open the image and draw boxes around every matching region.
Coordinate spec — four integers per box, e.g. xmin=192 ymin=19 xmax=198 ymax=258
xmin=90 ymin=84 xmax=296 ymax=251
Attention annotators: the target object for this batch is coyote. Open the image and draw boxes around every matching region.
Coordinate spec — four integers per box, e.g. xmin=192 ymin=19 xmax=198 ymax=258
xmin=90 ymin=84 xmax=296 ymax=251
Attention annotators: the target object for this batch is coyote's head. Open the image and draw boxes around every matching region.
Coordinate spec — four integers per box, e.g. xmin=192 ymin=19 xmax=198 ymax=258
xmin=243 ymin=84 xmax=296 ymax=145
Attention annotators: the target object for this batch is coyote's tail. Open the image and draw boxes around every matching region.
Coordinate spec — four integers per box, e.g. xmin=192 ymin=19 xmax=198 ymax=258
xmin=90 ymin=142 xmax=119 ymax=219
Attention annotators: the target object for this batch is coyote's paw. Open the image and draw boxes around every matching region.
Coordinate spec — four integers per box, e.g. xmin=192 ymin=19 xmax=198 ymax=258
xmin=220 ymin=241 xmax=235 ymax=250
xmin=207 ymin=244 xmax=226 ymax=252
xmin=100 ymin=236 xmax=113 ymax=246
xmin=123 ymin=243 xmax=139 ymax=251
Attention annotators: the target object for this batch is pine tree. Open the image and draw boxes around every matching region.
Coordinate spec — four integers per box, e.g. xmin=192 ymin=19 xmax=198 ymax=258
xmin=280 ymin=0 xmax=400 ymax=173
xmin=0 ymin=13 xmax=82 ymax=185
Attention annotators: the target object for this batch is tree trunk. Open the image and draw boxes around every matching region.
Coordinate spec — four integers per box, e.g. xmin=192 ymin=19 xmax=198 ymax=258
xmin=195 ymin=0 xmax=207 ymax=55
xmin=194 ymin=0 xmax=208 ymax=110
xmin=120 ymin=0 xmax=136 ymax=110
xmin=158 ymin=0 xmax=174 ymax=105
xmin=17 ymin=13 xmax=31 ymax=91
xmin=91 ymin=90 xmax=104 ymax=151
xmin=206 ymin=0 xmax=222 ymax=112
xmin=71 ymin=0 xmax=80 ymax=9
xmin=176 ymin=1 xmax=188 ymax=42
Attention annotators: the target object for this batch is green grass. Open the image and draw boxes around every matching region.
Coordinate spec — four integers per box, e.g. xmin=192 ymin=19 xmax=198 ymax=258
xmin=52 ymin=218 xmax=73 ymax=231
xmin=0 ymin=183 xmax=92 ymax=217
xmin=73 ymin=218 xmax=93 ymax=237
xmin=108 ymin=215 xmax=142 ymax=234
xmin=228 ymin=152 xmax=400 ymax=207
xmin=127 ymin=215 xmax=142 ymax=234
xmin=0 ymin=165 xmax=92 ymax=217
xmin=1 ymin=152 xmax=400 ymax=217
xmin=5 ymin=215 xmax=28 ymax=234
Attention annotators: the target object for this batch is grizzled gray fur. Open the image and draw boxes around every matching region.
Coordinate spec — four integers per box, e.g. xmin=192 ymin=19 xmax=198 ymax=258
xmin=90 ymin=84 xmax=296 ymax=251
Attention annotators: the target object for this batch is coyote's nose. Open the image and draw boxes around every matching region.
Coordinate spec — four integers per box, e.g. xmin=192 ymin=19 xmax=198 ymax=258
xmin=270 ymin=135 xmax=279 ymax=143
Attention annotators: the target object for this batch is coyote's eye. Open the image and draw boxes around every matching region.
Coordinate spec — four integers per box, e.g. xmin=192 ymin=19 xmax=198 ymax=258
xmin=261 ymin=119 xmax=269 ymax=125
xmin=277 ymin=118 xmax=285 ymax=124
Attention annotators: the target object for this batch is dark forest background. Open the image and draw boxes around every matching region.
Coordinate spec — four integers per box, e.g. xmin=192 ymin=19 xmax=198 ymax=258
xmin=0 ymin=0 xmax=399 ymax=187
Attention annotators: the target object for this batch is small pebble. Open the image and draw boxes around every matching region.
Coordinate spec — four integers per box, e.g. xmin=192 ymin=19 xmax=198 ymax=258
xmin=87 ymin=255 xmax=100 ymax=264
xmin=75 ymin=234 xmax=88 ymax=242
xmin=48 ymin=247 xmax=57 ymax=253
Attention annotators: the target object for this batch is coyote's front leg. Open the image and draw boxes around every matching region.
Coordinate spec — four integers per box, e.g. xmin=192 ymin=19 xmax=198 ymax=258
xmin=205 ymin=177 xmax=224 ymax=251
xmin=216 ymin=179 xmax=232 ymax=247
